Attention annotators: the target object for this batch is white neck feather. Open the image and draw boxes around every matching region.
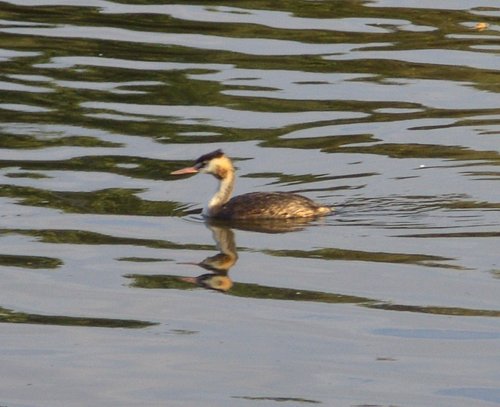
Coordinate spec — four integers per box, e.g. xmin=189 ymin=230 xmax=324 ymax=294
xmin=203 ymin=171 xmax=235 ymax=217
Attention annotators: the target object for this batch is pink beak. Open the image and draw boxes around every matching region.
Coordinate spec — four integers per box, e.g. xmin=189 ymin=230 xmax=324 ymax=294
xmin=171 ymin=166 xmax=199 ymax=175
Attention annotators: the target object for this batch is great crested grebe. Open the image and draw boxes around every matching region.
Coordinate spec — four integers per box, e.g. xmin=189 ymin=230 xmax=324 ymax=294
xmin=171 ymin=149 xmax=332 ymax=219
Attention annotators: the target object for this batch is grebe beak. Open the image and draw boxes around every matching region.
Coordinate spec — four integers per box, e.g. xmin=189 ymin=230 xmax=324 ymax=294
xmin=171 ymin=166 xmax=199 ymax=175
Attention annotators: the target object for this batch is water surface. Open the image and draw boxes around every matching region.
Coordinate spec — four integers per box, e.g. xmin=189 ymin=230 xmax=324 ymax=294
xmin=0 ymin=1 xmax=499 ymax=406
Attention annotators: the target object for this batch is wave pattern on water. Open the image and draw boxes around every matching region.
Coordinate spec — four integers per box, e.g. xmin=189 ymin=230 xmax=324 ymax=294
xmin=0 ymin=1 xmax=499 ymax=406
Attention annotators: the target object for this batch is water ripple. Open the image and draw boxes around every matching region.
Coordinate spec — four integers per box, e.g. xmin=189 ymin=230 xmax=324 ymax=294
xmin=0 ymin=2 xmax=499 ymax=406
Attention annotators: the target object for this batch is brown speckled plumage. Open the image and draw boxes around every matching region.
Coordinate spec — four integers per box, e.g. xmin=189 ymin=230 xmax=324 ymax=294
xmin=216 ymin=192 xmax=331 ymax=219
xmin=171 ymin=150 xmax=332 ymax=220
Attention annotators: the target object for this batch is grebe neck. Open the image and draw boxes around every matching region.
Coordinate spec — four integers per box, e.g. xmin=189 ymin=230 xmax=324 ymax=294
xmin=204 ymin=170 xmax=235 ymax=217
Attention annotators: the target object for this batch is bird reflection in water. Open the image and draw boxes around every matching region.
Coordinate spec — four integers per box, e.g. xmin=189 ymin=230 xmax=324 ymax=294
xmin=125 ymin=217 xmax=318 ymax=293
xmin=178 ymin=217 xmax=314 ymax=292
xmin=178 ymin=222 xmax=238 ymax=292
xmin=125 ymin=220 xmax=499 ymax=317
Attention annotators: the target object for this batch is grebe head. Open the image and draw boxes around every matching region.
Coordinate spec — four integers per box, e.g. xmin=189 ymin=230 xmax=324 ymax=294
xmin=171 ymin=149 xmax=233 ymax=179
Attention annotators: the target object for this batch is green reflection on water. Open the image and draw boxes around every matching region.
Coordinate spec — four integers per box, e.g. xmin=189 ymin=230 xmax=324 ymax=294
xmin=0 ymin=253 xmax=62 ymax=269
xmin=1 ymin=0 xmax=498 ymax=149
xmin=126 ymin=273 xmax=500 ymax=318
xmin=0 ymin=133 xmax=120 ymax=149
xmin=5 ymin=172 xmax=51 ymax=179
xmin=0 ymin=155 xmax=181 ymax=181
xmin=127 ymin=273 xmax=375 ymax=305
xmin=0 ymin=185 xmax=190 ymax=216
xmin=0 ymin=306 xmax=156 ymax=328
xmin=243 ymin=170 xmax=365 ymax=186
xmin=1 ymin=229 xmax=213 ymax=251
xmin=264 ymin=247 xmax=461 ymax=269
xmin=340 ymin=143 xmax=500 ymax=161
xmin=368 ymin=303 xmax=500 ymax=317
xmin=232 ymin=396 xmax=321 ymax=404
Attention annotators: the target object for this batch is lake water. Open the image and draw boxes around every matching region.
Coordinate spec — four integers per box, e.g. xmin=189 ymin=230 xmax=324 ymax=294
xmin=1 ymin=1 xmax=499 ymax=406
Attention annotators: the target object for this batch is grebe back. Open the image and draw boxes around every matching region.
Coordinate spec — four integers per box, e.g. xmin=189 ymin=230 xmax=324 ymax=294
xmin=171 ymin=149 xmax=332 ymax=220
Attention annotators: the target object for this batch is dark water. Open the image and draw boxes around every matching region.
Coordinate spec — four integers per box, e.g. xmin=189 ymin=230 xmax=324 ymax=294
xmin=1 ymin=1 xmax=499 ymax=406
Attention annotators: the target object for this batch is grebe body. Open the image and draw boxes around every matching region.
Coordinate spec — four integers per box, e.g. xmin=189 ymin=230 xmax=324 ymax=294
xmin=171 ymin=149 xmax=332 ymax=220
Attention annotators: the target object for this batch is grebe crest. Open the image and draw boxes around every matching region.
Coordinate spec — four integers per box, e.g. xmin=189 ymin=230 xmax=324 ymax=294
xmin=171 ymin=149 xmax=332 ymax=220
xmin=194 ymin=149 xmax=233 ymax=180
